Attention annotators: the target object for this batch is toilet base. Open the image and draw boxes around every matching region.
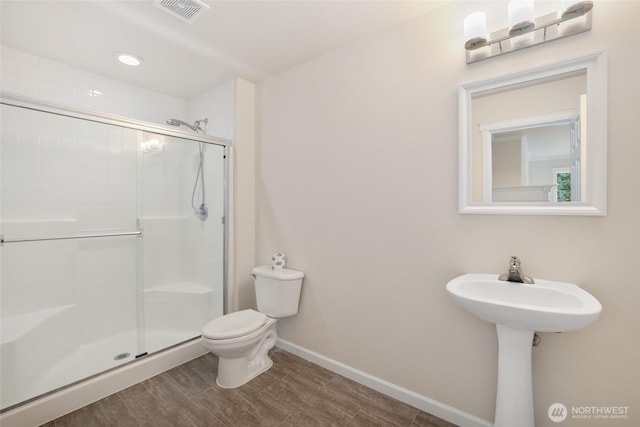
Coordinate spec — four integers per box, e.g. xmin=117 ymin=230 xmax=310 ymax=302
xmin=216 ymin=354 xmax=274 ymax=389
xmin=213 ymin=323 xmax=278 ymax=389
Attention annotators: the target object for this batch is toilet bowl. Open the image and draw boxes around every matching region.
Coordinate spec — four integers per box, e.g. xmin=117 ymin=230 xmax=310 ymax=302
xmin=202 ymin=309 xmax=278 ymax=388
xmin=201 ymin=265 xmax=304 ymax=388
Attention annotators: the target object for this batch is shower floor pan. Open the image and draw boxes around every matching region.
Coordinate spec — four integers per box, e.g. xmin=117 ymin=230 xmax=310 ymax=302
xmin=1 ymin=282 xmax=215 ymax=411
xmin=1 ymin=327 xmax=201 ymax=411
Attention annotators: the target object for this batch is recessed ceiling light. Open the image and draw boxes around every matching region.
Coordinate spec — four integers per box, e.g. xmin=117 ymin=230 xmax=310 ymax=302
xmin=116 ymin=52 xmax=143 ymax=66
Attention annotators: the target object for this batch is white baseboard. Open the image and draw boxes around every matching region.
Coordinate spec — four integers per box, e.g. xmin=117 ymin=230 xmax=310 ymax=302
xmin=1 ymin=340 xmax=207 ymax=427
xmin=275 ymin=338 xmax=492 ymax=427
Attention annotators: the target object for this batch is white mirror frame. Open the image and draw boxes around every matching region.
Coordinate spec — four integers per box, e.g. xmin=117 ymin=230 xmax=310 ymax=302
xmin=459 ymin=51 xmax=607 ymax=215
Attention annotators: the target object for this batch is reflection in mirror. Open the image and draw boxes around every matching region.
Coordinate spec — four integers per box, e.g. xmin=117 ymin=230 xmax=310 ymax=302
xmin=472 ymin=71 xmax=585 ymax=203
xmin=459 ymin=52 xmax=607 ymax=215
xmin=490 ymin=122 xmax=578 ymax=203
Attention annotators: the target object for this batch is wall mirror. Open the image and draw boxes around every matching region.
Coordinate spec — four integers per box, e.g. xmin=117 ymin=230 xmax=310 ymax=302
xmin=458 ymin=51 xmax=607 ymax=215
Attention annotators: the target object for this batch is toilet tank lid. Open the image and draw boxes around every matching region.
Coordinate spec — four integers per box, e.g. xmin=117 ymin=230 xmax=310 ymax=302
xmin=202 ymin=309 xmax=267 ymax=339
xmin=253 ymin=265 xmax=304 ymax=280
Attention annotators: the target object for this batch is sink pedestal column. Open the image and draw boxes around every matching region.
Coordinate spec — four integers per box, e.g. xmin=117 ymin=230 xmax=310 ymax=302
xmin=494 ymin=325 xmax=535 ymax=427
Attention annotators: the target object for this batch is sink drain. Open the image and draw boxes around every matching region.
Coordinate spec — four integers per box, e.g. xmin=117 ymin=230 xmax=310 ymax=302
xmin=114 ymin=352 xmax=131 ymax=361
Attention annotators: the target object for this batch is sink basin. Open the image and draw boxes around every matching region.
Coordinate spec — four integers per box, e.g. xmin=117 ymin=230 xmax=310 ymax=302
xmin=446 ymin=273 xmax=602 ymax=332
xmin=447 ymin=273 xmax=602 ymax=427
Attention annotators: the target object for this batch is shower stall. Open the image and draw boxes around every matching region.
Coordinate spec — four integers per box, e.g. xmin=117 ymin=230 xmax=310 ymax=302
xmin=0 ymin=93 xmax=229 ymax=412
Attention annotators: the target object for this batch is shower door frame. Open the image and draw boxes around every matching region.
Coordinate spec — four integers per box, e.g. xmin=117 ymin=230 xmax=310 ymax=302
xmin=0 ymin=90 xmax=232 ymax=410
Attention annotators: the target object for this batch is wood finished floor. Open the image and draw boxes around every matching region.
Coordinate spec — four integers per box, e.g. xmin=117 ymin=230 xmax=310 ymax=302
xmin=41 ymin=348 xmax=457 ymax=427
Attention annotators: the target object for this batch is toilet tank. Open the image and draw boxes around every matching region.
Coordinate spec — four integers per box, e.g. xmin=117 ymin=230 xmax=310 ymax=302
xmin=253 ymin=265 xmax=304 ymax=318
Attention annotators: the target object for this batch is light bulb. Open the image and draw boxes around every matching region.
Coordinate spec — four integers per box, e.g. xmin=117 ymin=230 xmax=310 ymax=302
xmin=464 ymin=12 xmax=487 ymax=50
xmin=561 ymin=0 xmax=593 ymax=18
xmin=508 ymin=0 xmax=535 ymax=34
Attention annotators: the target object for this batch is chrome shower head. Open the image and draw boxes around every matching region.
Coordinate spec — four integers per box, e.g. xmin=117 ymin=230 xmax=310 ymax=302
xmin=166 ymin=118 xmax=208 ymax=133
xmin=166 ymin=118 xmax=199 ymax=132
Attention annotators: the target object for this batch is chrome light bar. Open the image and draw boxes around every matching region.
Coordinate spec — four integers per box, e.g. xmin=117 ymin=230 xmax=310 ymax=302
xmin=466 ymin=2 xmax=593 ymax=64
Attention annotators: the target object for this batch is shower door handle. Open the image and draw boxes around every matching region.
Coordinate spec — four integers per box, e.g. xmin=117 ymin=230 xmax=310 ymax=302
xmin=0 ymin=229 xmax=143 ymax=245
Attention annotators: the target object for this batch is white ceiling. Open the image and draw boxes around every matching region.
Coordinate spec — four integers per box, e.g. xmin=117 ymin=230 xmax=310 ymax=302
xmin=0 ymin=1 xmax=449 ymax=100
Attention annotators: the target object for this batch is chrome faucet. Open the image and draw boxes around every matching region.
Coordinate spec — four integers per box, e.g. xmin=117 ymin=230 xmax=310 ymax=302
xmin=498 ymin=256 xmax=535 ymax=284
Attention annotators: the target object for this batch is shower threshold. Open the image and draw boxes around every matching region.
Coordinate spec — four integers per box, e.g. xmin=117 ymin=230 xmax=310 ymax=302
xmin=1 ymin=329 xmax=200 ymax=412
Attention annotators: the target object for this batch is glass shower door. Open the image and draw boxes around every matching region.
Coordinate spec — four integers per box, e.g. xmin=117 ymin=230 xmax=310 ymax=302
xmin=0 ymin=105 xmax=141 ymax=409
xmin=0 ymin=101 xmax=227 ymax=411
xmin=140 ymin=132 xmax=225 ymax=354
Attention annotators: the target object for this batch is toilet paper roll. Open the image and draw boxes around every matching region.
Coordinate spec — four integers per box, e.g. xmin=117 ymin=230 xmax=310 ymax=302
xmin=272 ymin=252 xmax=286 ymax=270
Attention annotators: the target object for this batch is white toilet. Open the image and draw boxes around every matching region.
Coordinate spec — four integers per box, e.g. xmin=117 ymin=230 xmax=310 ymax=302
xmin=201 ymin=265 xmax=304 ymax=388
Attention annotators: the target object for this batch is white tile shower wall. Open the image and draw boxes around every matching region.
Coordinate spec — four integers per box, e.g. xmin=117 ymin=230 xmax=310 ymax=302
xmin=1 ymin=107 xmax=139 ymax=228
xmin=0 ymin=45 xmax=188 ymax=124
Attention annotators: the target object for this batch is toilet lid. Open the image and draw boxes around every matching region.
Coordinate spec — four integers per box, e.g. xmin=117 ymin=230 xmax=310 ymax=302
xmin=202 ymin=309 xmax=268 ymax=340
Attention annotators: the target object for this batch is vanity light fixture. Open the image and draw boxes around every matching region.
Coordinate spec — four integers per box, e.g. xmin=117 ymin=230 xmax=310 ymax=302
xmin=464 ymin=0 xmax=593 ymax=64
xmin=116 ymin=52 xmax=143 ymax=67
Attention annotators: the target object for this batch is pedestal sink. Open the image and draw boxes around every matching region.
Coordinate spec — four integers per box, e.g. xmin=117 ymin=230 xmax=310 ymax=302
xmin=446 ymin=274 xmax=602 ymax=427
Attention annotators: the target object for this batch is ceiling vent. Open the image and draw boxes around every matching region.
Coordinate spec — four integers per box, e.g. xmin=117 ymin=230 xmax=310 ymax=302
xmin=153 ymin=0 xmax=210 ymax=23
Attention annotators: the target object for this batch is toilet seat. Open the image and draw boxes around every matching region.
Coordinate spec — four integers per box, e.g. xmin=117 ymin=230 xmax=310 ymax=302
xmin=202 ymin=309 xmax=268 ymax=340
